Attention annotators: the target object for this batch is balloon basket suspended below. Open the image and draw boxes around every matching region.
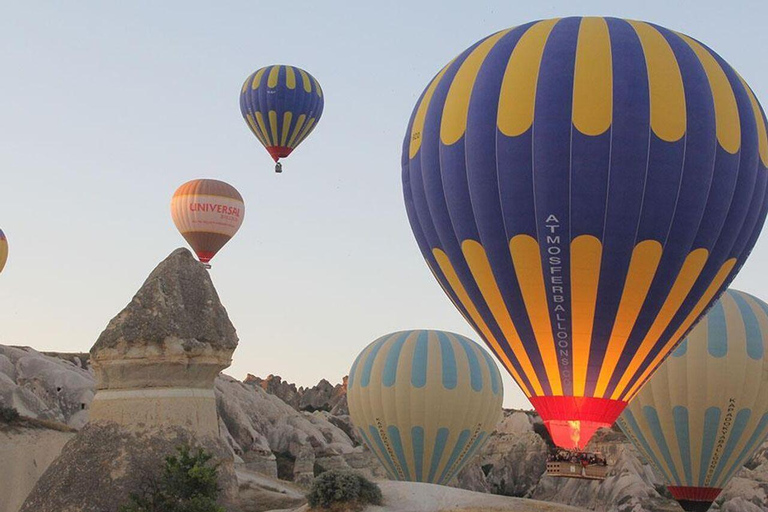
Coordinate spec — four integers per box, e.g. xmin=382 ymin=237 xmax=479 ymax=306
xmin=545 ymin=450 xmax=609 ymax=481
xmin=275 ymin=161 xmax=282 ymax=173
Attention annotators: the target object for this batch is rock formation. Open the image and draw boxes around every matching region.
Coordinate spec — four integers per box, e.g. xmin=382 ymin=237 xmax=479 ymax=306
xmin=245 ymin=374 xmax=349 ymax=415
xmin=20 ymin=248 xmax=239 ymax=512
xmin=89 ymin=248 xmax=237 ymax=435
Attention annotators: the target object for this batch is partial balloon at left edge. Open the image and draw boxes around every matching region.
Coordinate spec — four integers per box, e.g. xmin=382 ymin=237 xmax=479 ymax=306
xmin=170 ymin=179 xmax=245 ymax=265
xmin=0 ymin=229 xmax=7 ymax=274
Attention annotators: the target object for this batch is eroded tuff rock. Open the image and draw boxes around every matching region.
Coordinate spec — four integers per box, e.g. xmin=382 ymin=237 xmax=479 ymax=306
xmin=0 ymin=345 xmax=94 ymax=428
xmin=92 ymin=247 xmax=237 ymax=355
xmin=88 ymin=248 xmax=237 ymax=435
xmin=246 ymin=374 xmax=349 ymax=415
xmin=19 ymin=423 xmax=238 ymax=512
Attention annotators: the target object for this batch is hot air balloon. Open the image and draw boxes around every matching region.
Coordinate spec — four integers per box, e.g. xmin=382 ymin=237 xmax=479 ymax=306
xmin=402 ymin=17 xmax=768 ymax=451
xmin=170 ymin=179 xmax=244 ymax=267
xmin=347 ymin=330 xmax=503 ymax=485
xmin=240 ymin=65 xmax=324 ymax=173
xmin=617 ymin=289 xmax=768 ymax=512
xmin=0 ymin=229 xmax=7 ymax=274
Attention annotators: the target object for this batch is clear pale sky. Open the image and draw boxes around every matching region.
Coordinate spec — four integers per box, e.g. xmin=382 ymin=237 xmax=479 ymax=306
xmin=2 ymin=1 xmax=767 ymax=409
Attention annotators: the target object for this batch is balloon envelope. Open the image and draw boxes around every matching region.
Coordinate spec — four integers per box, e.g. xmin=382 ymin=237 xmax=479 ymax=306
xmin=170 ymin=179 xmax=244 ymax=264
xmin=239 ymin=65 xmax=324 ymax=164
xmin=347 ymin=330 xmax=503 ymax=485
xmin=617 ymin=289 xmax=768 ymax=512
xmin=0 ymin=229 xmax=7 ymax=274
xmin=402 ymin=16 xmax=768 ymax=450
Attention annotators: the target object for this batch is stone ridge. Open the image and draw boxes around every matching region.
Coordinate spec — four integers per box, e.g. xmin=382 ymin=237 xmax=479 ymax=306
xmin=91 ymin=248 xmax=238 ymax=353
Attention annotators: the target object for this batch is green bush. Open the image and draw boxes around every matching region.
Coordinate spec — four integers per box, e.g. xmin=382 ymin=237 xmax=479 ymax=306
xmin=119 ymin=444 xmax=224 ymax=512
xmin=306 ymin=469 xmax=382 ymax=511
xmin=0 ymin=405 xmax=20 ymax=423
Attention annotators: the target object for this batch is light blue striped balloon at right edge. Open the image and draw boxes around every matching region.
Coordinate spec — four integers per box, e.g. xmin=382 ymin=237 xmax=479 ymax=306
xmin=617 ymin=289 xmax=768 ymax=512
xmin=347 ymin=330 xmax=503 ymax=485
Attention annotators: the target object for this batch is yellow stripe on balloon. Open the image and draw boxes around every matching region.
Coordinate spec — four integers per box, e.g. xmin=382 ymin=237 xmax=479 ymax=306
xmin=280 ymin=112 xmax=293 ymax=147
xmin=251 ymin=67 xmax=267 ymax=90
xmin=678 ymin=34 xmax=740 ymax=154
xmin=737 ymin=74 xmax=768 ymax=167
xmin=625 ymin=258 xmax=737 ymax=401
xmin=432 ymin=248 xmax=533 ymax=397
xmin=572 ymin=17 xmax=613 ymax=136
xmin=612 ymin=248 xmax=708 ymax=400
xmin=268 ymin=111 xmax=279 ymax=147
xmin=409 ymin=59 xmax=455 ymax=159
xmin=255 ymin=112 xmax=272 ymax=146
xmin=627 ymin=21 xmax=686 ymax=143
xmin=312 ymin=76 xmax=323 ymax=97
xmin=594 ymin=240 xmax=663 ymax=398
xmin=283 ymin=66 xmax=295 ymax=89
xmin=509 ymin=234 xmax=563 ymax=396
xmin=287 ymin=114 xmax=307 ymax=148
xmin=293 ymin=117 xmax=316 ymax=148
xmin=298 ymin=69 xmax=312 ymax=92
xmin=440 ymin=29 xmax=512 ymax=146
xmin=497 ymin=19 xmax=560 ymax=137
xmin=570 ymin=235 xmax=603 ymax=396
xmin=268 ymin=66 xmax=280 ymax=88
xmin=245 ymin=114 xmax=268 ymax=146
xmin=241 ymin=74 xmax=252 ymax=94
xmin=462 ymin=240 xmax=545 ymax=395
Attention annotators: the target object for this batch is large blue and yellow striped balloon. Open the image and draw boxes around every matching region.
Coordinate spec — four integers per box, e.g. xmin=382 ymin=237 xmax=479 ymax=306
xmin=347 ymin=330 xmax=503 ymax=485
xmin=240 ymin=65 xmax=323 ymax=170
xmin=618 ymin=289 xmax=768 ymax=512
xmin=402 ymin=17 xmax=768 ymax=450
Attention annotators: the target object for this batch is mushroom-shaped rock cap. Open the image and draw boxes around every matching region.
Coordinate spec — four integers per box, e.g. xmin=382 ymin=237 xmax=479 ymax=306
xmin=91 ymin=248 xmax=238 ymax=356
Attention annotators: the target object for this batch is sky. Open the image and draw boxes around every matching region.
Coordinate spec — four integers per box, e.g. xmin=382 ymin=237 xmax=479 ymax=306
xmin=1 ymin=1 xmax=768 ymax=409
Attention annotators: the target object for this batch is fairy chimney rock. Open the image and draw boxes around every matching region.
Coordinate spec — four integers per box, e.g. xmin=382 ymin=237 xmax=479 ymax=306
xmin=88 ymin=248 xmax=238 ymax=435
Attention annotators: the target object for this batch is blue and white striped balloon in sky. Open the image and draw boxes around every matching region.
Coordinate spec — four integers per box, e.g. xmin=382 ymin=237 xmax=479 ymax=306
xmin=347 ymin=330 xmax=503 ymax=485
xmin=618 ymin=289 xmax=768 ymax=512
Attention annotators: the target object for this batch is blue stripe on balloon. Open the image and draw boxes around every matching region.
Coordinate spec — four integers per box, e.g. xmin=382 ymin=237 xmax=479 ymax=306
xmin=707 ymin=300 xmax=728 ymax=358
xmin=411 ymin=331 xmax=429 ymax=388
xmin=427 ymin=428 xmax=450 ymax=483
xmin=531 ymin=16 xmax=580 ymax=396
xmin=383 ymin=332 xmax=409 ymax=387
xmin=446 ymin=431 xmax=488 ymax=483
xmin=643 ymin=406 xmax=682 ymax=485
xmin=672 ymin=406 xmax=693 ymax=484
xmin=698 ymin=407 xmax=721 ymax=485
xmin=672 ymin=338 xmax=688 ymax=357
xmin=348 ymin=348 xmax=365 ymax=389
xmin=437 ymin=332 xmax=458 ymax=390
xmin=437 ymin=429 xmax=471 ymax=484
xmin=711 ymin=409 xmax=751 ymax=485
xmin=411 ymin=426 xmax=425 ymax=481
xmin=360 ymin=427 xmax=396 ymax=479
xmin=720 ymin=413 xmax=768 ymax=486
xmin=731 ymin=292 xmax=765 ymax=360
xmin=619 ymin=411 xmax=670 ymax=482
xmin=360 ymin=337 xmax=388 ymax=387
xmin=465 ymin=22 xmax=551 ymax=395
xmin=387 ymin=425 xmax=412 ymax=481
xmin=457 ymin=335 xmax=483 ymax=392
xmin=479 ymin=344 xmax=500 ymax=394
xmin=584 ymin=17 xmax=651 ymax=396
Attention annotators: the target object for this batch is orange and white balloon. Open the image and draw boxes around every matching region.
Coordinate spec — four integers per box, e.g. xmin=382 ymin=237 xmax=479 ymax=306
xmin=0 ymin=229 xmax=7 ymax=274
xmin=170 ymin=179 xmax=245 ymax=264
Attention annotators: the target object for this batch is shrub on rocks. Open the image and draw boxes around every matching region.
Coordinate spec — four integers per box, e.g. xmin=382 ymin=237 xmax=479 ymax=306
xmin=119 ymin=444 xmax=224 ymax=512
xmin=306 ymin=469 xmax=382 ymax=511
